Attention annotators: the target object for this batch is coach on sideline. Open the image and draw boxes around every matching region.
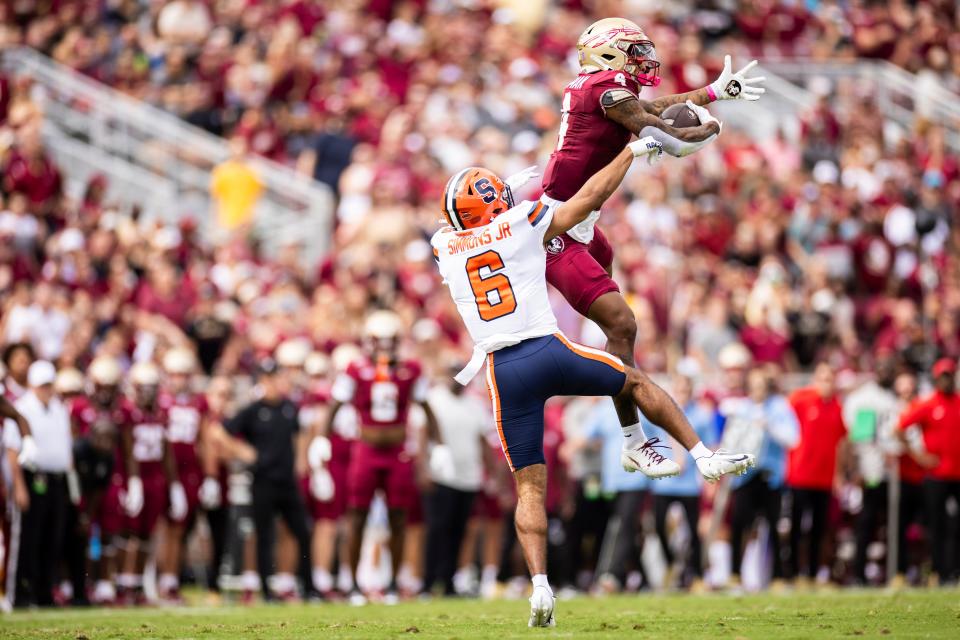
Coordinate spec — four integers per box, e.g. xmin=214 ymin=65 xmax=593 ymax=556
xmin=4 ymin=360 xmax=72 ymax=607
xmin=226 ymin=359 xmax=317 ymax=601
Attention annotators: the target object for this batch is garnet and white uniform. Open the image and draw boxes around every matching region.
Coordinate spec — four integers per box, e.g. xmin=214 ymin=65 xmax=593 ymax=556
xmin=299 ymin=387 xmax=353 ymax=521
xmin=431 ymin=200 xmax=627 ymax=472
xmin=162 ymin=391 xmax=207 ymax=523
xmin=118 ymin=398 xmax=171 ymax=538
xmin=70 ymin=397 xmax=127 ymax=535
xmin=332 ymin=358 xmax=426 ymax=511
xmin=540 ymin=70 xmax=646 ymax=316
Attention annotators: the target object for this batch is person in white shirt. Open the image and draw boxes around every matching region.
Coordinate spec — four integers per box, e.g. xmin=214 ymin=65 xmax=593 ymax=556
xmin=3 ymin=360 xmax=72 ymax=607
xmin=421 ymin=371 xmax=492 ymax=595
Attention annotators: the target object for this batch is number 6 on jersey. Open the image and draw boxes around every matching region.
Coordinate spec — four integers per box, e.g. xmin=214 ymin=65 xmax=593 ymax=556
xmin=466 ymin=250 xmax=516 ymax=321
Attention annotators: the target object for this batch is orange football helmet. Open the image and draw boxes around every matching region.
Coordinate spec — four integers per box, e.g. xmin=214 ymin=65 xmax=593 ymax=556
xmin=441 ymin=167 xmax=514 ymax=231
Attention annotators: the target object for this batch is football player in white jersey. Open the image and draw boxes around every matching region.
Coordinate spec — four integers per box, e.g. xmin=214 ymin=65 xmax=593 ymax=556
xmin=432 ymin=138 xmax=756 ymax=627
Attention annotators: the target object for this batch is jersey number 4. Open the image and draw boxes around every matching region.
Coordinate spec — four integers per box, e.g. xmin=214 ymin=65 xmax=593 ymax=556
xmin=466 ymin=250 xmax=517 ymax=321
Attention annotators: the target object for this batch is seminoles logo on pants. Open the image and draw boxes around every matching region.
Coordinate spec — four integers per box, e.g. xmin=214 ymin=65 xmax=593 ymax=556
xmin=725 ymin=79 xmax=742 ymax=97
xmin=547 ymin=236 xmax=565 ymax=255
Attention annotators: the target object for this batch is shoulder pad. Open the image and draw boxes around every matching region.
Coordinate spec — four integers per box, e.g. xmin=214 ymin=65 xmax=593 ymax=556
xmin=600 ymin=88 xmax=639 ymax=110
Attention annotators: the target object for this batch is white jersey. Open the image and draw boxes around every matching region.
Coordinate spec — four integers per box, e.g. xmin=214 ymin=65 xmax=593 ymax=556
xmin=431 ymin=200 xmax=559 ymax=383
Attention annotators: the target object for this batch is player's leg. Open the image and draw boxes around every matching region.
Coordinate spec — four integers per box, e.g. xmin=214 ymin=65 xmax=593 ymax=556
xmin=277 ymin=485 xmax=315 ymax=597
xmin=311 ymin=519 xmax=336 ymax=592
xmin=250 ymin=481 xmax=277 ymax=600
xmin=345 ymin=442 xmax=377 ymax=604
xmin=680 ymin=495 xmax=704 ymax=586
xmin=514 ymin=464 xmax=553 ymax=627
xmin=548 ymin=334 xmax=680 ymax=477
xmin=546 ymin=239 xmax=642 ymax=435
xmin=157 ymin=520 xmax=184 ymax=600
xmin=484 ymin=347 xmax=555 ymax=627
xmin=384 ymin=450 xmax=417 ymax=600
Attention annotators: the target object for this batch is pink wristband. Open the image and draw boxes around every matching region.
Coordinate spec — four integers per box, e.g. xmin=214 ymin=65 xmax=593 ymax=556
xmin=705 ymin=85 xmax=718 ymax=102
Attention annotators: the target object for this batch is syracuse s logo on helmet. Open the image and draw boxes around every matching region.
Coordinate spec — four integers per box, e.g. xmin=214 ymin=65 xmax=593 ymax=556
xmin=474 ymin=178 xmax=498 ymax=204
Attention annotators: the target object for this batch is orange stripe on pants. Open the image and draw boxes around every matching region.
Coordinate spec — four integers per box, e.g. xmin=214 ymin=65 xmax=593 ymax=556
xmin=485 ymin=353 xmax=514 ymax=472
xmin=553 ymin=332 xmax=626 ymax=373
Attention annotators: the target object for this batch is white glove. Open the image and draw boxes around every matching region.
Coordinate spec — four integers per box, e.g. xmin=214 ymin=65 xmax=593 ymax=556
xmin=123 ymin=476 xmax=144 ymax=517
xmin=310 ymin=467 xmax=335 ymax=502
xmin=708 ymin=55 xmax=766 ymax=102
xmin=628 ymin=136 xmax=665 ymax=165
xmin=169 ymin=481 xmax=188 ymax=521
xmin=503 ymin=165 xmax=539 ymax=193
xmin=199 ymin=476 xmax=222 ymax=510
xmin=429 ymin=444 xmax=456 ymax=483
xmin=685 ymin=101 xmax=722 ymax=134
xmin=17 ymin=435 xmax=38 ymax=470
xmin=307 ymin=436 xmax=332 ymax=470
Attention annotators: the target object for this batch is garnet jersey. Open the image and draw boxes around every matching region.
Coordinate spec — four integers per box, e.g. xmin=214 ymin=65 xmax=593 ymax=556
xmin=331 ymin=358 xmax=426 ymax=429
xmin=70 ymin=396 xmax=127 ymax=439
xmin=542 ymin=70 xmax=643 ymax=241
xmin=118 ymin=398 xmax=170 ymax=475
xmin=543 ymin=70 xmax=642 ymax=201
xmin=161 ymin=391 xmax=208 ymax=472
xmin=431 ymin=200 xmax=559 ymax=382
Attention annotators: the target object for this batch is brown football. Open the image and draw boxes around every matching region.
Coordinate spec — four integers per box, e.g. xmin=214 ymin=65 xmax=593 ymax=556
xmin=660 ymin=103 xmax=701 ymax=128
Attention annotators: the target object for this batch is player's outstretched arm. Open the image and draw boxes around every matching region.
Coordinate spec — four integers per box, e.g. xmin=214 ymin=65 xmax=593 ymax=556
xmin=639 ymin=55 xmax=766 ymax=115
xmin=545 ymin=139 xmax=661 ymax=242
xmin=639 ymin=86 xmax=712 ymax=116
xmin=605 ymin=97 xmax=719 ymax=142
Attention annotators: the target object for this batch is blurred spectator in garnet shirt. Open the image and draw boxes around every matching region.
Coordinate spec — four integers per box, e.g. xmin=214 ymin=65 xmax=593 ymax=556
xmin=2 ymin=128 xmax=62 ymax=220
xmin=786 ymin=363 xmax=848 ymax=585
xmin=897 ymin=358 xmax=960 ymax=586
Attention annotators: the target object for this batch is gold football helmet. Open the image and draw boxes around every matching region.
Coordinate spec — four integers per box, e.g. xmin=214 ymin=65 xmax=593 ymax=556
xmin=577 ymin=17 xmax=661 ymax=86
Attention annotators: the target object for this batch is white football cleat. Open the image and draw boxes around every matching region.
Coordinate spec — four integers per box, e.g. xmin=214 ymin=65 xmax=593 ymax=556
xmin=695 ymin=449 xmax=756 ymax=482
xmin=528 ymin=586 xmax=556 ymax=628
xmin=348 ymin=589 xmax=368 ymax=607
xmin=621 ymin=437 xmax=681 ymax=479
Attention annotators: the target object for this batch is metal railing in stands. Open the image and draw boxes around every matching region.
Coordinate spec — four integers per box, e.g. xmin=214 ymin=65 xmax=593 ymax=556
xmin=0 ymin=46 xmax=334 ymax=264
xmin=761 ymin=59 xmax=960 ymax=150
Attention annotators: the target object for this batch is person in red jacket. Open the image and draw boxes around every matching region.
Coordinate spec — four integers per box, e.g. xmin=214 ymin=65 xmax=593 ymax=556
xmin=786 ymin=363 xmax=848 ymax=584
xmin=898 ymin=358 xmax=960 ymax=585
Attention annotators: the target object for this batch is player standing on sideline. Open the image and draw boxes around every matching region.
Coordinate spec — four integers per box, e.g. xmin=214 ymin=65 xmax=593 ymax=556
xmin=433 ymin=141 xmax=756 ymax=627
xmin=69 ymin=356 xmax=126 ymax=604
xmin=326 ymin=312 xmax=442 ymax=606
xmin=156 ymin=347 xmax=209 ymax=603
xmin=115 ymin=362 xmax=187 ymax=604
xmin=531 ymin=18 xmax=765 ymax=473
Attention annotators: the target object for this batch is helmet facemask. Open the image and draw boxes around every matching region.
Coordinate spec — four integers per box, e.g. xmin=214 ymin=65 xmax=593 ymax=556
xmin=621 ymin=40 xmax=661 ymax=86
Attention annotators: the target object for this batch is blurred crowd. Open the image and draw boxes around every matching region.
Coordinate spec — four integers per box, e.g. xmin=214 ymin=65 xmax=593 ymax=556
xmin=0 ymin=0 xmax=958 ymax=609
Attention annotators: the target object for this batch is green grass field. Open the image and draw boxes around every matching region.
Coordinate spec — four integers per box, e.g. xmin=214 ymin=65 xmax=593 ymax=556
xmin=3 ymin=590 xmax=959 ymax=639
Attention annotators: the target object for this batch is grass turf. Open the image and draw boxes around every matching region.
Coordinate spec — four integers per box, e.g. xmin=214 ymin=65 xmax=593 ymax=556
xmin=2 ymin=590 xmax=959 ymax=639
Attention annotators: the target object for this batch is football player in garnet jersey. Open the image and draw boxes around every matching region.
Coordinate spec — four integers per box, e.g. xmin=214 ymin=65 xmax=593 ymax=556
xmin=326 ymin=311 xmax=442 ymax=605
xmin=537 ymin=17 xmax=765 ymax=462
xmin=70 ymin=356 xmax=126 ymax=604
xmin=155 ymin=347 xmax=209 ymax=603
xmin=115 ymin=361 xmax=187 ymax=604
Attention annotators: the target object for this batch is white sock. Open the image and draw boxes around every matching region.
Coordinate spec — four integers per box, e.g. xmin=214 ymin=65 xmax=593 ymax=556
xmin=338 ymin=565 xmax=354 ymax=592
xmin=313 ymin=568 xmax=333 ymax=592
xmin=690 ymin=441 xmax=711 ymax=460
xmin=116 ymin=573 xmax=135 ymax=588
xmin=276 ymin=572 xmax=295 ymax=592
xmin=158 ymin=573 xmax=179 ymax=593
xmin=621 ymin=423 xmax=647 ymax=447
xmin=241 ymin=571 xmax=260 ymax=591
xmin=482 ymin=564 xmax=498 ymax=584
xmin=531 ymin=573 xmax=551 ymax=593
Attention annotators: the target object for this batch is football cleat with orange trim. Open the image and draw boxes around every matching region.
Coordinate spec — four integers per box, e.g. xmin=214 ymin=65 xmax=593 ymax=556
xmin=441 ymin=167 xmax=514 ymax=231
